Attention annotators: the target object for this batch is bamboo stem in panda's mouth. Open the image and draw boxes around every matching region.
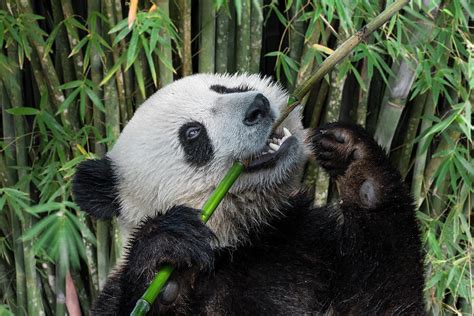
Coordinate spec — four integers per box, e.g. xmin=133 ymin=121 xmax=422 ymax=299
xmin=130 ymin=1 xmax=410 ymax=314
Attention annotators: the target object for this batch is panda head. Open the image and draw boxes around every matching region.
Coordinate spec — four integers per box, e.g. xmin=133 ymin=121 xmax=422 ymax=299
xmin=73 ymin=73 xmax=311 ymax=247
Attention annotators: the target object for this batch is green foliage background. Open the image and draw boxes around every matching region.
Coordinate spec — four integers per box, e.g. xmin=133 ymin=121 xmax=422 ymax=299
xmin=0 ymin=0 xmax=472 ymax=315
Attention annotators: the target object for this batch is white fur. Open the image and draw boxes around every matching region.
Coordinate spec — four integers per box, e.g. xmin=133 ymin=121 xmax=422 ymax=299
xmin=108 ymin=73 xmax=311 ymax=247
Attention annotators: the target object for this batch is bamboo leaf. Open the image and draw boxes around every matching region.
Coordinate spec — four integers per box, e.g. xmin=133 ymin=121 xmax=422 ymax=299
xmin=57 ymin=87 xmax=80 ymax=114
xmin=312 ymin=44 xmax=334 ymax=55
xmin=5 ymin=107 xmax=39 ymax=115
xmin=85 ymin=87 xmax=105 ymax=113
xmin=126 ymin=30 xmax=139 ymax=69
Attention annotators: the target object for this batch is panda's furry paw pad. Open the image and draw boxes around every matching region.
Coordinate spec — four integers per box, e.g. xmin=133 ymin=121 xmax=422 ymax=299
xmin=127 ymin=206 xmax=215 ymax=274
xmin=312 ymin=122 xmax=372 ymax=176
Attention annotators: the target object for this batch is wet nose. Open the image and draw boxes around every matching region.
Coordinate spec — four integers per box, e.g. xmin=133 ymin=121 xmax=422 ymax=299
xmin=243 ymin=94 xmax=270 ymax=126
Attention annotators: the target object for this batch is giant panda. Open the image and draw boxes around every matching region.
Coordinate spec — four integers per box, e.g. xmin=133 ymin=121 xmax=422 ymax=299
xmin=73 ymin=73 xmax=425 ymax=315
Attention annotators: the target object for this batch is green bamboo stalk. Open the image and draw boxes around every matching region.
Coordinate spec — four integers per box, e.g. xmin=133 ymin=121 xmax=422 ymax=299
xmin=97 ymin=71 xmax=120 ymax=291
xmin=396 ymin=92 xmax=428 ymax=178
xmin=22 ymin=217 xmax=44 ymax=315
xmin=215 ymin=7 xmax=231 ymax=73
xmin=0 ymin=257 xmax=15 ymax=308
xmin=287 ymin=1 xmax=305 ymax=91
xmin=97 ymin=40 xmax=122 ymax=288
xmin=373 ymin=60 xmax=416 ymax=150
xmin=422 ymin=129 xmax=462 ymax=202
xmin=4 ymin=40 xmax=44 ymax=315
xmin=355 ymin=0 xmax=381 ymax=127
xmin=365 ymin=67 xmax=385 ymax=135
xmin=14 ymin=94 xmax=44 ymax=315
xmin=314 ymin=67 xmax=344 ymax=205
xmin=295 ymin=22 xmax=321 ymax=88
xmin=199 ymin=0 xmax=216 ymax=73
xmin=77 ymin=212 xmax=98 ymax=297
xmin=87 ymin=0 xmax=105 ymax=297
xmin=133 ymin=52 xmax=149 ymax=103
xmin=249 ymin=0 xmax=263 ymax=74
xmin=96 ymin=220 xmax=110 ymax=291
xmin=156 ymin=0 xmax=174 ymax=86
xmin=412 ymin=30 xmax=453 ymax=204
xmin=70 ymin=268 xmax=90 ymax=313
xmin=89 ymin=0 xmax=106 ymax=156
xmin=60 ymin=0 xmax=84 ymax=79
xmin=110 ymin=0 xmax=133 ymax=123
xmin=312 ymin=11 xmax=351 ymax=204
xmin=28 ymin=49 xmax=54 ymax=113
xmin=0 ymin=152 xmax=9 ymax=188
xmin=429 ymin=171 xmax=449 ymax=217
xmin=0 ymin=72 xmax=25 ymax=316
xmin=6 ymin=211 xmax=25 ymax=315
xmin=50 ymin=0 xmax=75 ymax=85
xmin=374 ymin=2 xmax=440 ymax=151
xmin=15 ymin=0 xmax=73 ymax=130
xmin=0 ymin=80 xmax=18 ymax=186
xmin=308 ymin=80 xmax=329 ymax=131
xmin=235 ymin=0 xmax=250 ymax=72
xmin=177 ymin=0 xmax=192 ymax=76
xmin=226 ymin=4 xmax=237 ymax=73
xmin=356 ymin=57 xmax=370 ymax=127
xmin=102 ymin=0 xmax=128 ymax=126
xmin=41 ymin=262 xmax=56 ymax=313
xmin=109 ymin=218 xmax=122 ymax=268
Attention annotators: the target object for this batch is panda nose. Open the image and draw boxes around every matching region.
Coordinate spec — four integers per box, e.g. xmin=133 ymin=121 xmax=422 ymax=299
xmin=243 ymin=94 xmax=271 ymax=126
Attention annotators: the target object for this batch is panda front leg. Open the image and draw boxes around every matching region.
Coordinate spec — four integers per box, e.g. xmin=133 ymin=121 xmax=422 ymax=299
xmin=91 ymin=206 xmax=215 ymax=315
xmin=312 ymin=122 xmax=408 ymax=211
xmin=311 ymin=122 xmax=424 ymax=313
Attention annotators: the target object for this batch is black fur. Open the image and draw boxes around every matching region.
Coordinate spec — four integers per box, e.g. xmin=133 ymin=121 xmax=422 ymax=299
xmin=90 ymin=123 xmax=425 ymax=315
xmin=92 ymin=206 xmax=215 ymax=315
xmin=178 ymin=122 xmax=214 ymax=167
xmin=209 ymin=84 xmax=253 ymax=94
xmin=72 ymin=157 xmax=120 ymax=219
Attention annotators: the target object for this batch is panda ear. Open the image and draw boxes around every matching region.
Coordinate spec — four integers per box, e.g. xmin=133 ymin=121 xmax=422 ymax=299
xmin=72 ymin=157 xmax=120 ymax=219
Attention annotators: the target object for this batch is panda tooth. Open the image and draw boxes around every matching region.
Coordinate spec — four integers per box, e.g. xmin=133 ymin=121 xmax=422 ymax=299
xmin=268 ymin=149 xmax=276 ymax=154
xmin=281 ymin=136 xmax=288 ymax=143
xmin=269 ymin=143 xmax=280 ymax=151
xmin=283 ymin=127 xmax=291 ymax=137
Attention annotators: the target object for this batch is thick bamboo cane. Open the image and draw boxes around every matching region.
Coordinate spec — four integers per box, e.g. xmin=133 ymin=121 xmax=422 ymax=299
xmin=198 ymin=0 xmax=216 ymax=73
xmin=156 ymin=0 xmax=174 ymax=86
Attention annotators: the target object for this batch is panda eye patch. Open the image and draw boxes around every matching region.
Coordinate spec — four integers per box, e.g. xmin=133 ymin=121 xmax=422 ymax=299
xmin=179 ymin=122 xmax=214 ymax=167
xmin=185 ymin=125 xmax=201 ymax=140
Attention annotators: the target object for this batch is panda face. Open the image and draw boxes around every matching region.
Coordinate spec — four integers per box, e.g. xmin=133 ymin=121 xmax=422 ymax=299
xmin=108 ymin=73 xmax=310 ymax=246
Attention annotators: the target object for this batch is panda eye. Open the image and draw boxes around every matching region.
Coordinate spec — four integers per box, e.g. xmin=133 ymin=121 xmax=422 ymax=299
xmin=185 ymin=125 xmax=201 ymax=140
xmin=179 ymin=121 xmax=214 ymax=166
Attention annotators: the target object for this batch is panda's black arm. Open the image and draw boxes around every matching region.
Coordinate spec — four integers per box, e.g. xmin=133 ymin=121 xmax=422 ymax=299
xmin=311 ymin=123 xmax=425 ymax=314
xmin=90 ymin=206 xmax=215 ymax=315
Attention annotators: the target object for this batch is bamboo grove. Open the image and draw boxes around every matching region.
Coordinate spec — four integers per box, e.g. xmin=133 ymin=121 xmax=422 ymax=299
xmin=0 ymin=0 xmax=472 ymax=315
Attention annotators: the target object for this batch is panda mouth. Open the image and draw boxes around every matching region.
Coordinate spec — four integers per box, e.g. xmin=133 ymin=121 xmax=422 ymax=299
xmin=246 ymin=127 xmax=296 ymax=172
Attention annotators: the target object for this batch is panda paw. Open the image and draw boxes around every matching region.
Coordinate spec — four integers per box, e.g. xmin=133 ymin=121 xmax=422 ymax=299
xmin=312 ymin=122 xmax=383 ymax=177
xmin=124 ymin=206 xmax=216 ymax=279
